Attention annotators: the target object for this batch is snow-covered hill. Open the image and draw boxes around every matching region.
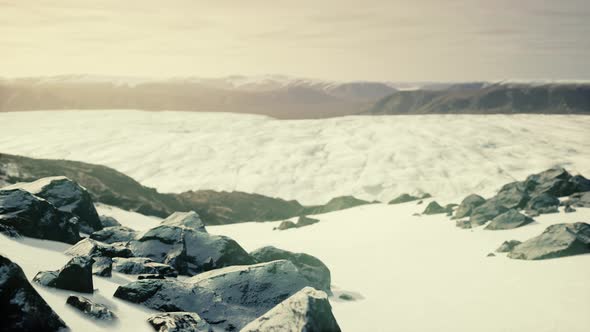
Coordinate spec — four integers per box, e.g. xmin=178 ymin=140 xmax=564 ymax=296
xmin=0 ymin=110 xmax=589 ymax=205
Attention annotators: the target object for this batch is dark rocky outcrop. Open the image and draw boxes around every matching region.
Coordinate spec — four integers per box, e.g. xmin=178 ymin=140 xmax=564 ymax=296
xmin=90 ymin=226 xmax=138 ymax=244
xmin=274 ymin=216 xmax=320 ymax=230
xmin=508 ymin=222 xmax=590 ymax=260
xmin=3 ymin=176 xmax=103 ymax=233
xmin=0 ymin=255 xmax=68 ymax=331
xmin=250 ymin=246 xmax=331 ymax=293
xmin=0 ymin=188 xmax=81 ymax=244
xmin=240 ymin=287 xmax=341 ymax=332
xmin=496 ymin=240 xmax=522 ymax=253
xmin=388 ymin=193 xmax=420 ymax=204
xmin=128 ymin=223 xmax=254 ymax=275
xmin=92 ymin=256 xmax=113 ymax=277
xmin=525 ymin=193 xmax=559 ymax=215
xmin=468 ymin=200 xmax=509 ymax=227
xmin=33 ymin=256 xmax=95 ymax=293
xmin=112 ymin=257 xmax=178 ymax=277
xmin=114 ymin=260 xmax=312 ymax=331
xmin=65 ymin=238 xmax=133 ymax=258
xmin=147 ymin=312 xmax=211 ymax=332
xmin=563 ymin=192 xmax=590 ymax=208
xmin=303 ymin=196 xmax=372 ymax=214
xmin=485 ymin=210 xmax=535 ymax=230
xmin=66 ymin=295 xmax=116 ymax=321
xmin=454 ymin=194 xmax=486 ymax=219
xmin=422 ymin=201 xmax=452 ymax=215
xmin=99 ymin=215 xmax=121 ymax=227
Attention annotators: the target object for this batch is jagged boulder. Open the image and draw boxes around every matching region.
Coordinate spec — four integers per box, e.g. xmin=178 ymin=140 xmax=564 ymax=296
xmin=0 ymin=189 xmax=81 ymax=244
xmin=99 ymin=215 xmax=121 ymax=227
xmin=388 ymin=193 xmax=420 ymax=204
xmin=468 ymin=200 xmax=508 ymax=227
xmin=33 ymin=256 xmax=95 ymax=293
xmin=66 ymin=295 xmax=116 ymax=321
xmin=526 ymin=193 xmax=559 ymax=214
xmin=454 ymin=194 xmax=486 ymax=219
xmin=508 ymin=222 xmax=590 ymax=260
xmin=422 ymin=201 xmax=447 ymax=215
xmin=240 ymin=287 xmax=341 ymax=332
xmin=161 ymin=211 xmax=207 ymax=232
xmin=496 ymin=240 xmax=522 ymax=253
xmin=128 ymin=224 xmax=253 ymax=275
xmin=563 ymin=192 xmax=590 ymax=208
xmin=112 ymin=257 xmax=178 ymax=277
xmin=115 ymin=260 xmax=312 ymax=331
xmin=494 ymin=182 xmax=530 ymax=209
xmin=485 ymin=210 xmax=534 ymax=230
xmin=274 ymin=216 xmax=320 ymax=231
xmin=65 ymin=238 xmax=133 ymax=258
xmin=250 ymin=246 xmax=331 ymax=293
xmin=0 ymin=255 xmax=68 ymax=331
xmin=93 ymin=256 xmax=113 ymax=277
xmin=303 ymin=196 xmax=371 ymax=214
xmin=90 ymin=226 xmax=138 ymax=244
xmin=4 ymin=176 xmax=102 ymax=233
xmin=525 ymin=168 xmax=590 ymax=197
xmin=275 ymin=220 xmax=297 ymax=230
xmin=147 ymin=312 xmax=211 ymax=332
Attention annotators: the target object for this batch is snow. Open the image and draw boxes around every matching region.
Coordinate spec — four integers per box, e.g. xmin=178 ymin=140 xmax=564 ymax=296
xmin=95 ymin=203 xmax=161 ymax=231
xmin=0 ymin=234 xmax=157 ymax=332
xmin=1 ymin=110 xmax=589 ymax=205
xmin=208 ymin=202 xmax=590 ymax=332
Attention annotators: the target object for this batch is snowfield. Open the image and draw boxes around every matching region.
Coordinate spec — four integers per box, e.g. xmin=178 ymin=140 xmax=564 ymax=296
xmin=0 ymin=110 xmax=589 ymax=205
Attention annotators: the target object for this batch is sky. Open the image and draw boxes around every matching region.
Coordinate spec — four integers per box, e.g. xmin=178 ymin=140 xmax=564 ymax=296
xmin=1 ymin=0 xmax=589 ymax=81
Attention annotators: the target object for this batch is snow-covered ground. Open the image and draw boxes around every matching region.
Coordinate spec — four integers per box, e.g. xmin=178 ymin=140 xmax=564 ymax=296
xmin=2 ymin=201 xmax=588 ymax=332
xmin=1 ymin=110 xmax=589 ymax=205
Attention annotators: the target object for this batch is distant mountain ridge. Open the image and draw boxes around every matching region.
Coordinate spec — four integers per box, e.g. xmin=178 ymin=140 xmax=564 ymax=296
xmin=365 ymin=82 xmax=590 ymax=115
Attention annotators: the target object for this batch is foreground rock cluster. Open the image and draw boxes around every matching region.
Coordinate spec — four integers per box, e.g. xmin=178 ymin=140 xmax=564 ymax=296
xmin=0 ymin=176 xmax=341 ymax=331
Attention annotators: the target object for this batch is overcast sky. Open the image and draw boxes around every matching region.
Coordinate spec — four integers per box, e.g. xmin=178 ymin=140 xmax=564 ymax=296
xmin=1 ymin=0 xmax=589 ymax=81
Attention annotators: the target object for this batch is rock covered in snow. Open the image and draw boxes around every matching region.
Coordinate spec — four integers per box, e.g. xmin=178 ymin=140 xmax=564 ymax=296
xmin=147 ymin=312 xmax=211 ymax=332
xmin=115 ymin=260 xmax=312 ymax=331
xmin=484 ymin=209 xmax=534 ymax=230
xmin=0 ymin=255 xmax=68 ymax=331
xmin=240 ymin=287 xmax=341 ymax=332
xmin=99 ymin=215 xmax=121 ymax=227
xmin=112 ymin=257 xmax=178 ymax=277
xmin=66 ymin=295 xmax=117 ymax=321
xmin=3 ymin=176 xmax=103 ymax=233
xmin=90 ymin=226 xmax=138 ymax=244
xmin=454 ymin=194 xmax=485 ymax=219
xmin=160 ymin=211 xmax=207 ymax=232
xmin=128 ymin=224 xmax=253 ymax=275
xmin=0 ymin=188 xmax=81 ymax=244
xmin=65 ymin=238 xmax=133 ymax=258
xmin=496 ymin=240 xmax=522 ymax=253
xmin=33 ymin=256 xmax=95 ymax=293
xmin=250 ymin=246 xmax=331 ymax=293
xmin=508 ymin=222 xmax=590 ymax=260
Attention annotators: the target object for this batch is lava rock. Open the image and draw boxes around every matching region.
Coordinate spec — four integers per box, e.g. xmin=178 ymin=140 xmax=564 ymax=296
xmin=240 ymin=287 xmax=341 ymax=332
xmin=508 ymin=222 xmax=590 ymax=260
xmin=33 ymin=256 xmax=95 ymax=293
xmin=112 ymin=257 xmax=178 ymax=277
xmin=422 ymin=201 xmax=447 ymax=215
xmin=0 ymin=189 xmax=81 ymax=244
xmin=250 ymin=246 xmax=331 ymax=293
xmin=496 ymin=240 xmax=522 ymax=253
xmin=454 ymin=194 xmax=486 ymax=219
xmin=147 ymin=312 xmax=211 ymax=332
xmin=485 ymin=209 xmax=535 ymax=230
xmin=66 ymin=295 xmax=116 ymax=321
xmin=65 ymin=238 xmax=133 ymax=258
xmin=99 ymin=215 xmax=121 ymax=227
xmin=92 ymin=256 xmax=113 ymax=277
xmin=525 ymin=193 xmax=560 ymax=214
xmin=114 ymin=260 xmax=312 ymax=331
xmin=4 ymin=176 xmax=102 ymax=233
xmin=160 ymin=211 xmax=207 ymax=232
xmin=90 ymin=226 xmax=138 ymax=244
xmin=0 ymin=255 xmax=68 ymax=331
xmin=388 ymin=193 xmax=420 ymax=204
xmin=468 ymin=200 xmax=509 ymax=227
xmin=128 ymin=224 xmax=253 ymax=275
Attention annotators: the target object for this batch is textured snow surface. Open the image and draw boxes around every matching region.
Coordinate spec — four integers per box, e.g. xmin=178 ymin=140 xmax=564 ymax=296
xmin=209 ymin=203 xmax=590 ymax=332
xmin=1 ymin=110 xmax=589 ymax=205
